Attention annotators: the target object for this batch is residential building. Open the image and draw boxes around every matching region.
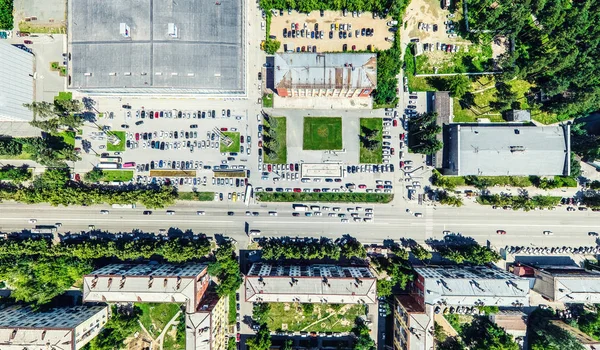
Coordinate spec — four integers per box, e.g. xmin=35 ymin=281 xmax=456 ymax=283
xmin=392 ymin=295 xmax=435 ymax=350
xmin=245 ymin=263 xmax=377 ymax=304
xmin=68 ymin=0 xmax=244 ymax=95
xmin=273 ymin=53 xmax=377 ymax=98
xmin=0 ymin=304 xmax=109 ymax=350
xmin=0 ymin=41 xmax=34 ymax=121
xmin=83 ymin=263 xmax=210 ymax=313
xmin=489 ymin=310 xmax=527 ymax=349
xmin=186 ymin=291 xmax=229 ymax=350
xmin=442 ymin=124 xmax=571 ymax=176
xmin=530 ymin=265 xmax=600 ymax=303
xmin=412 ymin=265 xmax=530 ymax=307
xmin=551 ymin=320 xmax=600 ymax=350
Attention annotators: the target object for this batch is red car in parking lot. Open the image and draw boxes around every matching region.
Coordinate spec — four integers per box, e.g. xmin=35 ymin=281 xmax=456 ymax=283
xmin=154 ymin=111 xmax=159 ymax=118
xmin=376 ymin=185 xmax=384 ymax=189
xmin=400 ymin=133 xmax=406 ymax=140
xmin=241 ymin=136 xmax=244 ymax=143
xmin=289 ymin=164 xmax=294 ymax=171
xmin=359 ymin=184 xmax=367 ymax=189
xmin=293 ymin=188 xmax=301 ymax=192
xmin=258 ymin=140 xmax=263 ymax=147
xmin=135 ymin=133 xmax=140 ymax=140
xmin=393 ymin=119 xmax=398 ymax=127
xmin=220 ymin=127 xmax=228 ymax=131
xmin=400 ymin=161 xmax=405 ymax=167
xmin=268 ymin=164 xmax=272 ymax=172
xmin=313 ymin=189 xmax=321 ymax=193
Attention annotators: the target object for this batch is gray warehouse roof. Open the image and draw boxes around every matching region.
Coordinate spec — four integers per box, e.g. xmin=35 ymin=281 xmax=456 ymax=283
xmin=415 ymin=265 xmax=530 ymax=307
xmin=446 ymin=124 xmax=570 ymax=176
xmin=274 ymin=53 xmax=377 ymax=90
xmin=68 ymin=0 xmax=244 ymax=94
xmin=0 ymin=42 xmax=34 ymax=121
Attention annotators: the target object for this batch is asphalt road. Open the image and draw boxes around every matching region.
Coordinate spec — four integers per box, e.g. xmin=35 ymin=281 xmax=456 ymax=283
xmin=2 ymin=200 xmax=598 ymax=248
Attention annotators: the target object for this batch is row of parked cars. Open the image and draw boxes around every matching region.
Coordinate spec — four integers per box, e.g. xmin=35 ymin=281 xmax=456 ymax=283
xmin=133 ymin=109 xmax=234 ymax=120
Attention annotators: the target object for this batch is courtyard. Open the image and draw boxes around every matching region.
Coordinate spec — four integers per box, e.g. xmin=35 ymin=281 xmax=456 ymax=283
xmin=266 ymin=302 xmax=366 ymax=333
xmin=303 ymin=117 xmax=343 ymax=150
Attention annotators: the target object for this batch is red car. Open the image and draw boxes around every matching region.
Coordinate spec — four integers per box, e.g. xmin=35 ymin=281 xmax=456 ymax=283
xmin=220 ymin=127 xmax=228 ymax=131
xmin=400 ymin=161 xmax=404 ymax=167
xmin=391 ymin=148 xmax=395 ymax=155
xmin=497 ymin=230 xmax=507 ymax=235
xmin=313 ymin=189 xmax=321 ymax=193
xmin=400 ymin=133 xmax=406 ymax=141
xmin=376 ymin=185 xmax=384 ymax=189
xmin=154 ymin=111 xmax=159 ymax=118
xmin=24 ymin=40 xmax=33 ymax=44
xmin=289 ymin=164 xmax=294 ymax=171
xmin=135 ymin=133 xmax=140 ymax=141
xmin=358 ymin=184 xmax=367 ymax=189
xmin=258 ymin=140 xmax=263 ymax=147
xmin=236 ymin=333 xmax=240 ymax=342
xmin=241 ymin=136 xmax=244 ymax=143
xmin=268 ymin=164 xmax=272 ymax=172
xmin=352 ymin=45 xmax=356 ymax=51
xmin=293 ymin=188 xmax=301 ymax=192
xmin=393 ymin=119 xmax=398 ymax=127
xmin=74 ymin=174 xmax=81 ymax=182
xmin=295 ymin=23 xmax=299 ymax=30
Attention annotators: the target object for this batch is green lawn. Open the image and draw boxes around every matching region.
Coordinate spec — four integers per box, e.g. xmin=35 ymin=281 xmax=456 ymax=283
xmin=359 ymin=118 xmax=383 ymax=163
xmin=256 ymin=192 xmax=393 ymax=203
xmin=161 ymin=312 xmax=186 ymax=350
xmin=55 ymin=131 xmax=75 ymax=147
xmin=54 ymin=92 xmax=72 ymax=101
xmin=303 ymin=117 xmax=342 ymax=150
xmin=220 ymin=132 xmax=241 ymax=153
xmin=228 ymin=292 xmax=237 ymax=325
xmin=415 ymin=44 xmax=494 ymax=74
xmin=267 ymin=303 xmax=366 ymax=332
xmin=106 ymin=131 xmax=126 ymax=152
xmin=100 ymin=170 xmax=134 ymax=182
xmin=136 ymin=303 xmax=182 ymax=337
xmin=178 ymin=192 xmax=216 ymax=201
xmin=264 ymin=116 xmax=287 ymax=164
xmin=263 ymin=93 xmax=274 ymax=108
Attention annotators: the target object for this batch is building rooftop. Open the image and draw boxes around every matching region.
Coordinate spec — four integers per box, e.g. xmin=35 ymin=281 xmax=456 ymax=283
xmin=83 ymin=263 xmax=209 ymax=312
xmin=0 ymin=42 xmax=34 ymax=121
xmin=415 ymin=265 xmax=530 ymax=307
xmin=434 ymin=91 xmax=452 ymax=120
xmin=507 ymin=109 xmax=531 ymax=122
xmin=0 ymin=305 xmax=108 ymax=350
xmin=274 ymin=53 xmax=377 ymax=90
xmin=245 ymin=263 xmax=377 ymax=304
xmin=446 ymin=124 xmax=570 ymax=176
xmin=68 ymin=0 xmax=244 ymax=94
xmin=533 ymin=265 xmax=600 ymax=303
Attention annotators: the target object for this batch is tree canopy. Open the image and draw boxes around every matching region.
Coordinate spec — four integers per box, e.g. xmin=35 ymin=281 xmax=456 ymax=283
xmin=208 ymin=241 xmax=242 ymax=297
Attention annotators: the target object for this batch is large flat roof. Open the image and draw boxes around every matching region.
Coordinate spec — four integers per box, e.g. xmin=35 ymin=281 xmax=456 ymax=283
xmin=274 ymin=53 xmax=377 ymax=90
xmin=0 ymin=42 xmax=34 ymax=122
xmin=446 ymin=124 xmax=570 ymax=176
xmin=245 ymin=263 xmax=377 ymax=304
xmin=68 ymin=0 xmax=244 ymax=94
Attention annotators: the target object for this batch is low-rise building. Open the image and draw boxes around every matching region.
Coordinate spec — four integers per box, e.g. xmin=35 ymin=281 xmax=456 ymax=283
xmin=413 ymin=265 xmax=530 ymax=307
xmin=273 ymin=53 xmax=377 ymax=98
xmin=0 ymin=304 xmax=109 ymax=350
xmin=489 ymin=310 xmax=528 ymax=349
xmin=442 ymin=124 xmax=571 ymax=176
xmin=245 ymin=263 xmax=377 ymax=304
xmin=530 ymin=265 xmax=600 ymax=303
xmin=83 ymin=263 xmax=210 ymax=313
xmin=392 ymin=295 xmax=434 ymax=350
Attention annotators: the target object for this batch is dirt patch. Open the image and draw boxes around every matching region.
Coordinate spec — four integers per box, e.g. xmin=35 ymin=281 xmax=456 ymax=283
xmin=491 ymin=35 xmax=509 ymax=59
xmin=270 ymin=10 xmax=393 ymax=52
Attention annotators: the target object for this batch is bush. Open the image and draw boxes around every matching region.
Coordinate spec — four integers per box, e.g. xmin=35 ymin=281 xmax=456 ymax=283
xmin=0 ymin=0 xmax=13 ymax=30
xmin=0 ymin=138 xmax=23 ymax=156
xmin=256 ymin=192 xmax=393 ymax=203
xmin=0 ymin=165 xmax=31 ymax=182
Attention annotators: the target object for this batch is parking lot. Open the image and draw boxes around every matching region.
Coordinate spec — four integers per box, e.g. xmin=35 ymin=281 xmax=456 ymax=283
xmin=270 ymin=10 xmax=394 ymax=53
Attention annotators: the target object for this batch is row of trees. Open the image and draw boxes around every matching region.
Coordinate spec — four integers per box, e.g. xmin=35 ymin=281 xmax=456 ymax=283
xmin=438 ymin=190 xmax=464 ymax=207
xmin=0 ymin=136 xmax=78 ymax=167
xmin=262 ymin=115 xmax=286 ymax=163
xmin=259 ymin=235 xmax=367 ymax=261
xmin=372 ymin=245 xmax=415 ymax=297
xmin=207 ymin=242 xmax=243 ymax=297
xmin=0 ymin=168 xmax=177 ymax=208
xmin=260 ymin=0 xmax=407 ymax=17
xmin=247 ymin=303 xmax=272 ymax=350
xmin=0 ymin=0 xmax=12 ymax=30
xmin=85 ymin=306 xmax=142 ymax=350
xmin=0 ymin=165 xmax=32 ymax=183
xmin=478 ymin=193 xmax=561 ymax=211
xmin=407 ymin=112 xmax=443 ymax=155
xmin=24 ymin=99 xmax=85 ymax=133
xmin=435 ymin=241 xmax=501 ymax=265
xmin=437 ymin=316 xmax=520 ymax=350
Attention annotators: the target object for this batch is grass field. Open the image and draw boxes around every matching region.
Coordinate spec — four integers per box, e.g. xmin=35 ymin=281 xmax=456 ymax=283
xmin=263 ymin=93 xmax=274 ymax=108
xmin=106 ymin=131 xmax=126 ymax=152
xmin=177 ymin=192 xmax=215 ymax=201
xmin=359 ymin=118 xmax=383 ymax=164
xmin=100 ymin=170 xmax=134 ymax=182
xmin=264 ymin=116 xmax=287 ymax=164
xmin=54 ymin=92 xmax=73 ymax=101
xmin=220 ymin=132 xmax=241 ymax=153
xmin=136 ymin=303 xmax=182 ymax=337
xmin=55 ymin=131 xmax=75 ymax=147
xmin=303 ymin=117 xmax=342 ymax=150
xmin=256 ymin=192 xmax=393 ymax=203
xmin=267 ymin=303 xmax=366 ymax=332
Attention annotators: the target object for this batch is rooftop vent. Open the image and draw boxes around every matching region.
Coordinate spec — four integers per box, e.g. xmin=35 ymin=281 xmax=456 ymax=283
xmin=168 ymin=23 xmax=178 ymax=38
xmin=119 ymin=23 xmax=130 ymax=38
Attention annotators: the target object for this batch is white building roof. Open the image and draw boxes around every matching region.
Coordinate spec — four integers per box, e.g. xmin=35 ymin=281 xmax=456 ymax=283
xmin=416 ymin=266 xmax=530 ymax=307
xmin=83 ymin=263 xmax=208 ymax=313
xmin=0 ymin=305 xmax=108 ymax=350
xmin=533 ymin=266 xmax=600 ymax=303
xmin=274 ymin=53 xmax=377 ymax=90
xmin=0 ymin=42 xmax=34 ymax=121
xmin=245 ymin=263 xmax=377 ymax=304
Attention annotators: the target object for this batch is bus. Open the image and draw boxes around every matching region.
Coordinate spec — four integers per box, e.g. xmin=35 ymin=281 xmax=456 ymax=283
xmin=122 ymin=162 xmax=136 ymax=168
xmin=293 ymin=204 xmax=309 ymax=211
xmin=111 ymin=204 xmax=136 ymax=209
xmin=100 ymin=156 xmax=122 ymax=163
xmin=244 ymin=184 xmax=253 ymax=206
xmin=96 ymin=162 xmax=120 ymax=169
xmin=32 ymin=225 xmax=57 ymax=234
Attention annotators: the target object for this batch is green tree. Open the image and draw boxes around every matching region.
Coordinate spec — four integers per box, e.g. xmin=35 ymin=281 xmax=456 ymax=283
xmin=411 ymin=244 xmax=432 ymax=261
xmin=462 ymin=317 xmax=519 ymax=350
xmin=84 ymin=169 xmax=104 ymax=183
xmin=352 ymin=318 xmax=375 ymax=350
xmin=88 ymin=305 xmax=142 ymax=350
xmin=264 ymin=40 xmax=281 ymax=54
xmin=438 ymin=191 xmax=464 ymax=207
xmin=529 ymin=309 xmax=585 ymax=350
xmin=252 ymin=303 xmax=271 ymax=324
xmin=208 ymin=242 xmax=242 ymax=297
xmin=246 ymin=323 xmax=272 ymax=350
xmin=578 ymin=311 xmax=600 ymax=339
xmin=282 ymin=339 xmax=293 ymax=350
xmin=447 ymin=75 xmax=471 ymax=98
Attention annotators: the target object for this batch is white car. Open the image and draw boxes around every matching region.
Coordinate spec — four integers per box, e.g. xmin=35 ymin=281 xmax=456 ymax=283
xmin=100 ymin=210 xmax=109 ymax=215
xmin=28 ymin=219 xmax=37 ymax=224
xmin=197 ymin=211 xmax=205 ymax=215
xmin=269 ymin=211 xmax=278 ymax=216
xmin=543 ymin=231 xmax=553 ymax=235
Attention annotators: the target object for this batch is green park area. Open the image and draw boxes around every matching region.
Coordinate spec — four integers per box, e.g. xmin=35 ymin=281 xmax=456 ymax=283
xmin=100 ymin=170 xmax=134 ymax=182
xmin=267 ymin=303 xmax=366 ymax=333
xmin=303 ymin=117 xmax=342 ymax=150
xmin=359 ymin=118 xmax=383 ymax=163
xmin=106 ymin=131 xmax=126 ymax=152
xmin=220 ymin=132 xmax=241 ymax=153
xmin=263 ymin=116 xmax=287 ymax=164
